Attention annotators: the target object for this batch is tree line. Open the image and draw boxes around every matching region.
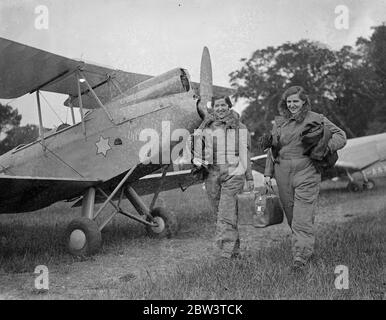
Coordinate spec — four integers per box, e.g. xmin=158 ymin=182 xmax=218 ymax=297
xmin=231 ymin=24 xmax=386 ymax=154
xmin=0 ymin=103 xmax=39 ymax=155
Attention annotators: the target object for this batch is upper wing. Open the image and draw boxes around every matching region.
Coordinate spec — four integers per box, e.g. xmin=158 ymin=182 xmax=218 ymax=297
xmin=0 ymin=175 xmax=100 ymax=214
xmin=0 ymin=37 xmax=80 ymax=98
xmin=0 ymin=37 xmax=152 ymax=108
xmin=0 ymin=37 xmax=234 ymax=109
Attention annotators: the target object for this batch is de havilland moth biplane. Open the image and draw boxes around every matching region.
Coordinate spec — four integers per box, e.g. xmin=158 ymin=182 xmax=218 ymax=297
xmin=0 ymin=37 xmax=232 ymax=256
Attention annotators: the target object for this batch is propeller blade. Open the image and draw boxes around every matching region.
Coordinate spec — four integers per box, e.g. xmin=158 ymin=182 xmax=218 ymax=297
xmin=197 ymin=46 xmax=213 ymax=119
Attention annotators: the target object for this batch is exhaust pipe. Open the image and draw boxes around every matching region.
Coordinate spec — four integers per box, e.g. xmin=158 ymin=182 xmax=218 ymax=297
xmin=116 ymin=68 xmax=191 ymax=106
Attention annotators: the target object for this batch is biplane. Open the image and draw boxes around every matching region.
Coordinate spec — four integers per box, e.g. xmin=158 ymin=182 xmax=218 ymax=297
xmin=251 ymin=132 xmax=386 ymax=192
xmin=0 ymin=37 xmax=232 ymax=256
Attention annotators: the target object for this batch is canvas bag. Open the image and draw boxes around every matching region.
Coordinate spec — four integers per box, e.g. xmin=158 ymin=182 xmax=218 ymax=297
xmin=237 ymin=186 xmax=284 ymax=227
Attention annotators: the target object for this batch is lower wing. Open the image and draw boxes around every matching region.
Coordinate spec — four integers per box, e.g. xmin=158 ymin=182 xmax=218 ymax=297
xmin=133 ymin=168 xmax=204 ymax=195
xmin=0 ymin=175 xmax=100 ymax=213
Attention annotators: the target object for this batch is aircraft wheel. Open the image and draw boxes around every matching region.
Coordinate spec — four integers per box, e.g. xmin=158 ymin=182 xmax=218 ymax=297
xmin=364 ymin=179 xmax=376 ymax=190
xmin=347 ymin=182 xmax=363 ymax=192
xmin=65 ymin=217 xmax=102 ymax=256
xmin=146 ymin=207 xmax=178 ymax=238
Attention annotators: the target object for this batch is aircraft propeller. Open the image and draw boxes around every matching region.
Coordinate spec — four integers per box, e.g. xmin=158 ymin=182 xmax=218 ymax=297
xmin=197 ymin=46 xmax=213 ymax=119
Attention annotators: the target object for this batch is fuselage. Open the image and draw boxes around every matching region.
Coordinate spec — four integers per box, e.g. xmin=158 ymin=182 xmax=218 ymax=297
xmin=0 ymin=68 xmax=201 ymax=200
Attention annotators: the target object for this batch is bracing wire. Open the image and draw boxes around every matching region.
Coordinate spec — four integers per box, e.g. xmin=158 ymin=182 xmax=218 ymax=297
xmin=39 ymin=92 xmax=65 ymax=125
xmin=112 ymin=78 xmax=129 ymax=97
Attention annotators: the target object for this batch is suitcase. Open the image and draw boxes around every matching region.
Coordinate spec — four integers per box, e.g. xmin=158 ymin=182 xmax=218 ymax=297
xmin=237 ymin=187 xmax=284 ymax=227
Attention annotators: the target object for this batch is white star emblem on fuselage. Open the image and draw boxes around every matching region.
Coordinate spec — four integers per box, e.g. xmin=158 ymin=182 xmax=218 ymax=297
xmin=95 ymin=136 xmax=111 ymax=157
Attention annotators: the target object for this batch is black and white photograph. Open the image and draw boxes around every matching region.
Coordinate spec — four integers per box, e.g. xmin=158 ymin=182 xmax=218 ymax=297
xmin=0 ymin=0 xmax=385 ymax=304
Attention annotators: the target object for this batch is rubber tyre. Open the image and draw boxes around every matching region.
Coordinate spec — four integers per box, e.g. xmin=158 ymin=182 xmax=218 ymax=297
xmin=146 ymin=207 xmax=178 ymax=239
xmin=65 ymin=217 xmax=102 ymax=256
xmin=347 ymin=182 xmax=363 ymax=192
xmin=364 ymin=179 xmax=376 ymax=190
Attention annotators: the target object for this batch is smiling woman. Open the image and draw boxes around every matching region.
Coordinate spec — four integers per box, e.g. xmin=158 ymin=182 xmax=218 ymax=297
xmin=191 ymin=95 xmax=254 ymax=259
xmin=286 ymin=93 xmax=305 ymax=114
xmin=263 ymin=85 xmax=347 ymax=271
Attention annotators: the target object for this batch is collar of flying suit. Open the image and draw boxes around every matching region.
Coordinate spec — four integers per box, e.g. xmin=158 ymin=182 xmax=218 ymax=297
xmin=199 ymin=110 xmax=240 ymax=130
xmin=199 ymin=112 xmax=242 ymax=166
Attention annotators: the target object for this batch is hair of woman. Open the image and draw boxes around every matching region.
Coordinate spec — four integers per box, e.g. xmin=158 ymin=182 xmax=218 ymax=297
xmin=277 ymin=86 xmax=311 ymax=116
xmin=211 ymin=95 xmax=233 ymax=109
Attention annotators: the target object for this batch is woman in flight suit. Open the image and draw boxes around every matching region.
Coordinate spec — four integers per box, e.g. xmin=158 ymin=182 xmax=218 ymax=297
xmin=193 ymin=96 xmax=254 ymax=259
xmin=264 ymin=86 xmax=346 ymax=270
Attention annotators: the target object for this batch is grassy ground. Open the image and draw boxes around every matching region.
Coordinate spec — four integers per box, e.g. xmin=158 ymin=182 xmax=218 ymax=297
xmin=119 ymin=212 xmax=386 ymax=299
xmin=0 ymin=193 xmax=213 ymax=274
xmin=0 ymin=179 xmax=385 ymax=299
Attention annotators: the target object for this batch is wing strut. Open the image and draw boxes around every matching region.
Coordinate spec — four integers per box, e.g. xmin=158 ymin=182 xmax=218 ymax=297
xmin=36 ymin=90 xmax=46 ymax=151
xmin=76 ymin=72 xmax=86 ymax=137
xmin=69 ymin=101 xmax=76 ymax=125
xmin=78 ymin=70 xmax=115 ymax=124
xmin=93 ymin=165 xmax=138 ymax=221
xmin=149 ymin=164 xmax=169 ymax=211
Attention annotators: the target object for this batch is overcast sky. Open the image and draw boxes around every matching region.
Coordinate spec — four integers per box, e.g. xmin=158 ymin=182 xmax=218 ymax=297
xmin=1 ymin=0 xmax=386 ymax=127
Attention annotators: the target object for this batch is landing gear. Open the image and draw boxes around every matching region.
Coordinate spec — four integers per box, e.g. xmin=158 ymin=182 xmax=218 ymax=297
xmin=363 ymin=179 xmax=376 ymax=190
xmin=347 ymin=179 xmax=376 ymax=192
xmin=64 ymin=165 xmax=179 ymax=256
xmin=146 ymin=207 xmax=178 ymax=238
xmin=65 ymin=217 xmax=102 ymax=256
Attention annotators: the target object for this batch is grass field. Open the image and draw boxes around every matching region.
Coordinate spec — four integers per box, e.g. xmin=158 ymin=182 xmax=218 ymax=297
xmin=0 ymin=188 xmax=214 ymax=274
xmin=0 ymin=179 xmax=385 ymax=299
xmin=120 ymin=211 xmax=386 ymax=299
